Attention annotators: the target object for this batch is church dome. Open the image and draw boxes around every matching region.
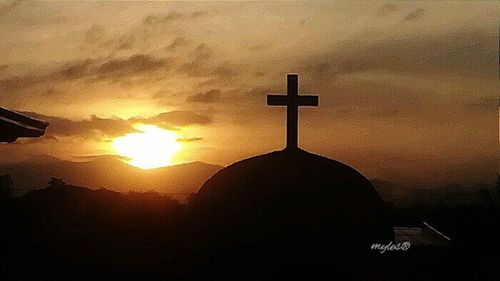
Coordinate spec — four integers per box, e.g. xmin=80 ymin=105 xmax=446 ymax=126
xmin=189 ymin=149 xmax=393 ymax=277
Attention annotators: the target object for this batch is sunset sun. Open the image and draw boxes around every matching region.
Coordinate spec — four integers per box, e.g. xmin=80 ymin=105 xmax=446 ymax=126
xmin=112 ymin=124 xmax=181 ymax=169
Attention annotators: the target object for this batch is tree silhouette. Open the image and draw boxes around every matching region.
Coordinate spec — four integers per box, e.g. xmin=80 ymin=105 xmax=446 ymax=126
xmin=48 ymin=177 xmax=66 ymax=188
xmin=0 ymin=174 xmax=12 ymax=200
xmin=496 ymin=173 xmax=500 ymax=202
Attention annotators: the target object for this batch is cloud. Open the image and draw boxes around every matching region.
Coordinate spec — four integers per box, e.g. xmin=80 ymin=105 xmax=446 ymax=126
xmin=143 ymin=11 xmax=184 ymax=25
xmin=244 ymin=86 xmax=281 ymax=98
xmin=377 ymin=3 xmax=398 ymax=17
xmin=469 ymin=97 xmax=499 ymax=112
xmin=300 ymin=25 xmax=497 ymax=79
xmin=248 ymin=43 xmax=273 ymax=52
xmin=42 ymin=88 xmax=63 ymax=97
xmin=20 ymin=110 xmax=212 ymax=139
xmin=115 ymin=34 xmax=135 ymax=50
xmin=0 ymin=54 xmax=174 ymax=93
xmin=190 ymin=43 xmax=212 ymax=62
xmin=54 ymin=59 xmax=94 ymax=80
xmin=186 ymin=89 xmax=221 ymax=103
xmin=177 ymin=137 xmax=203 ymax=142
xmin=191 ymin=10 xmax=207 ymax=18
xmin=19 ymin=112 xmax=134 ymax=138
xmin=0 ymin=0 xmax=22 ymax=17
xmin=403 ymin=8 xmax=425 ymax=22
xmin=0 ymin=75 xmax=38 ymax=92
xmin=95 ymin=54 xmax=172 ymax=77
xmin=180 ymin=43 xmax=214 ymax=77
xmin=212 ymin=64 xmax=240 ymax=80
xmin=142 ymin=10 xmax=207 ymax=25
xmin=84 ymin=24 xmax=106 ymax=44
xmin=139 ymin=110 xmax=212 ymax=127
xmin=166 ymin=37 xmax=189 ymax=51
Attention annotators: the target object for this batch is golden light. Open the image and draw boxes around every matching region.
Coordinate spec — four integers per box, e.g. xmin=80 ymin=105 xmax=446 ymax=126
xmin=112 ymin=124 xmax=181 ymax=169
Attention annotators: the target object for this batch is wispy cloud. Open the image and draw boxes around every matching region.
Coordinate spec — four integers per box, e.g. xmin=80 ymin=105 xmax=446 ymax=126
xmin=403 ymin=8 xmax=425 ymax=22
xmin=21 ymin=110 xmax=213 ymax=139
xmin=186 ymin=89 xmax=221 ymax=103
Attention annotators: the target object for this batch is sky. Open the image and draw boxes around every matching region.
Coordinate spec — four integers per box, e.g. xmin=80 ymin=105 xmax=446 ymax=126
xmin=0 ymin=1 xmax=498 ymax=184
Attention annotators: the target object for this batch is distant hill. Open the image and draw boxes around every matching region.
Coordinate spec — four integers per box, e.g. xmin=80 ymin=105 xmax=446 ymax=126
xmin=371 ymin=178 xmax=498 ymax=207
xmin=324 ymin=150 xmax=498 ymax=188
xmin=4 ymin=182 xmax=188 ymax=280
xmin=371 ymin=179 xmax=410 ymax=201
xmin=0 ymin=156 xmax=223 ymax=196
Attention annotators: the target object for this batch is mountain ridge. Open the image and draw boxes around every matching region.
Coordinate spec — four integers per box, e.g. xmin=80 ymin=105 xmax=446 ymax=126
xmin=0 ymin=156 xmax=223 ymax=196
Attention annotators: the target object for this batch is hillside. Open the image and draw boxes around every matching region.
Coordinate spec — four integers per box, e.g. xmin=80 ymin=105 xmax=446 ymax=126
xmin=0 ymin=155 xmax=223 ymax=196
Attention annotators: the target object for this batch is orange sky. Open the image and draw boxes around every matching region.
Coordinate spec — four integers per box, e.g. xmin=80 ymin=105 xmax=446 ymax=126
xmin=0 ymin=1 xmax=498 ymax=184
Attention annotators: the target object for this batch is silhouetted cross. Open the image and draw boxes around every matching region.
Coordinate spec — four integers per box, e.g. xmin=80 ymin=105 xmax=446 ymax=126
xmin=267 ymin=74 xmax=319 ymax=150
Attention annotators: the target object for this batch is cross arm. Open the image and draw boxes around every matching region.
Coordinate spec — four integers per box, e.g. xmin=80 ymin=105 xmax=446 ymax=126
xmin=297 ymin=95 xmax=319 ymax=106
xmin=267 ymin=95 xmax=289 ymax=106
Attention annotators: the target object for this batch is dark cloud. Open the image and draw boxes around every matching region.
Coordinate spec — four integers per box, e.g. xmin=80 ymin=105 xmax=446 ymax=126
xmin=7 ymin=133 xmax=60 ymax=145
xmin=298 ymin=16 xmax=312 ymax=26
xmin=95 ymin=54 xmax=172 ymax=77
xmin=115 ymin=34 xmax=135 ymax=50
xmin=84 ymin=24 xmax=106 ymax=44
xmin=300 ymin=26 xmax=497 ymax=78
xmin=368 ymin=109 xmax=401 ymax=118
xmin=190 ymin=43 xmax=212 ymax=62
xmin=248 ymin=43 xmax=273 ymax=52
xmin=55 ymin=59 xmax=94 ymax=80
xmin=42 ymin=88 xmax=63 ymax=97
xmin=377 ymin=3 xmax=398 ymax=17
xmin=328 ymin=78 xmax=430 ymax=111
xmin=58 ymin=54 xmax=174 ymax=80
xmin=0 ymin=54 xmax=174 ymax=93
xmin=143 ymin=11 xmax=184 ymax=25
xmin=0 ymin=1 xmax=66 ymax=26
xmin=302 ymin=62 xmax=338 ymax=79
xmin=180 ymin=44 xmax=214 ymax=77
xmin=403 ymin=8 xmax=425 ymax=22
xmin=331 ymin=106 xmax=401 ymax=119
xmin=191 ymin=11 xmax=207 ymax=18
xmin=166 ymin=37 xmax=189 ymax=51
xmin=171 ymin=43 xmax=238 ymax=81
xmin=20 ymin=112 xmax=134 ymax=138
xmin=20 ymin=110 xmax=213 ymax=139
xmin=139 ymin=110 xmax=212 ymax=127
xmin=0 ymin=74 xmax=41 ymax=92
xmin=469 ymin=97 xmax=499 ymax=112
xmin=211 ymin=65 xmax=239 ymax=80
xmin=244 ymin=86 xmax=281 ymax=98
xmin=186 ymin=89 xmax=221 ymax=103
xmin=75 ymin=154 xmax=128 ymax=162
xmin=0 ymin=0 xmax=22 ymax=17
xmin=142 ymin=10 xmax=207 ymax=25
xmin=177 ymin=137 xmax=203 ymax=142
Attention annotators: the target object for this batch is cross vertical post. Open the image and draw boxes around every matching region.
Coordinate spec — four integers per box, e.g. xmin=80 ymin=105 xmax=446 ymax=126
xmin=287 ymin=74 xmax=298 ymax=149
xmin=267 ymin=74 xmax=319 ymax=150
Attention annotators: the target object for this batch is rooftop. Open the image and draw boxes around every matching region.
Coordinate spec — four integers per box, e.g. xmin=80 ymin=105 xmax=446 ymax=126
xmin=0 ymin=107 xmax=49 ymax=142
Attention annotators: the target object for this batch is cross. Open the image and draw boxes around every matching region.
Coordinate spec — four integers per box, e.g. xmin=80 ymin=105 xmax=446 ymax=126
xmin=267 ymin=74 xmax=319 ymax=150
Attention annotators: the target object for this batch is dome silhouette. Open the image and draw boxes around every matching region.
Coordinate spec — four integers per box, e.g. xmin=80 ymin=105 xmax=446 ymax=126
xmin=189 ymin=149 xmax=394 ymax=278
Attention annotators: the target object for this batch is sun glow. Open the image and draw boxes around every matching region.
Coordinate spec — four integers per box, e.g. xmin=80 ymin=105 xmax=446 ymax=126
xmin=112 ymin=124 xmax=181 ymax=169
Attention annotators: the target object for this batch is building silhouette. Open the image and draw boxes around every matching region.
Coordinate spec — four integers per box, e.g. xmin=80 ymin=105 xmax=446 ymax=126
xmin=0 ymin=107 xmax=48 ymax=143
xmin=189 ymin=74 xmax=393 ymax=279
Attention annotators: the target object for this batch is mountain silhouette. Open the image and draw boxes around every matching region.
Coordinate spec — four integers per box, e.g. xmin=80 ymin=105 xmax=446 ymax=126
xmin=3 ymin=163 xmax=498 ymax=280
xmin=4 ymin=181 xmax=188 ymax=280
xmin=0 ymin=156 xmax=222 ymax=196
xmin=189 ymin=148 xmax=393 ymax=279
